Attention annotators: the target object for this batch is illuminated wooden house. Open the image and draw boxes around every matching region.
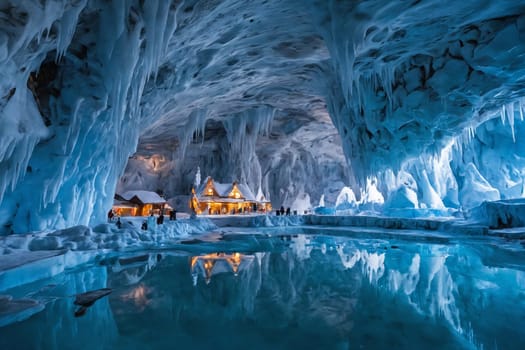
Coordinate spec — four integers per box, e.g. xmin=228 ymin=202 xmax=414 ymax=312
xmin=190 ymin=176 xmax=272 ymax=215
xmin=112 ymin=199 xmax=139 ymax=217
xmin=113 ymin=190 xmax=170 ymax=216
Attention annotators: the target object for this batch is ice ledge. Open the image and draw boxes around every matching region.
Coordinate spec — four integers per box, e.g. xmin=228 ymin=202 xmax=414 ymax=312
xmin=0 ymin=295 xmax=45 ymax=328
xmin=305 ymin=215 xmax=490 ymax=236
xmin=469 ymin=199 xmax=525 ymax=229
xmin=206 ymin=214 xmax=489 ymax=236
xmin=0 ymin=250 xmax=94 ymax=292
xmin=209 ymin=215 xmax=305 ymax=228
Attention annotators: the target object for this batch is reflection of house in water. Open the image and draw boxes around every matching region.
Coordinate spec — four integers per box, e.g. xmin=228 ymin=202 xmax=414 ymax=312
xmin=190 ymin=176 xmax=272 ymax=215
xmin=190 ymin=252 xmax=255 ymax=284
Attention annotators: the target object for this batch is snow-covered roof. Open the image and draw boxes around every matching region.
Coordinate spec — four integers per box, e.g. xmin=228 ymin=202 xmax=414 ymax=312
xmin=119 ymin=190 xmax=166 ymax=204
xmin=214 ymin=183 xmax=233 ymax=197
xmin=196 ymin=176 xmax=258 ymax=202
xmin=196 ymin=176 xmax=227 ymax=196
xmin=237 ymin=184 xmax=256 ymax=201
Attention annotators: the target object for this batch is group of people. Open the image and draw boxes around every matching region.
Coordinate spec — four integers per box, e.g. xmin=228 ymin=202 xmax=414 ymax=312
xmin=141 ymin=209 xmax=177 ymax=231
xmin=276 ymin=206 xmax=292 ymax=216
xmin=108 ymin=208 xmax=177 ymax=231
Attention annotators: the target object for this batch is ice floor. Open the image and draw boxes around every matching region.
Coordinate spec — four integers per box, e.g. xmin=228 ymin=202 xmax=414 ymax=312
xmin=1 ymin=228 xmax=524 ymax=350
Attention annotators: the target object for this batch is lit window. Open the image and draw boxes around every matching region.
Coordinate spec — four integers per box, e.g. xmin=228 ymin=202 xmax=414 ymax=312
xmin=235 ymin=192 xmax=240 ymax=199
xmin=208 ymin=188 xmax=213 ymax=195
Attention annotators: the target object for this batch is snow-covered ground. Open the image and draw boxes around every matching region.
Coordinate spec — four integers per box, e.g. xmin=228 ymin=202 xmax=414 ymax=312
xmin=0 ymin=207 xmax=512 ymax=290
xmin=2 ymin=203 xmax=525 ymax=329
xmin=2 ymin=198 xmax=524 ymax=285
xmin=0 ymin=217 xmax=214 ymax=288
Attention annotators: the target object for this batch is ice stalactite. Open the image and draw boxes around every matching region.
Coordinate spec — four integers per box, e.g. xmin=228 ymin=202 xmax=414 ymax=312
xmin=177 ymin=109 xmax=210 ymax=159
xmin=0 ymin=0 xmax=85 ymax=204
xmin=0 ymin=0 xmax=178 ymax=233
xmin=0 ymin=82 xmax=49 ymax=203
xmin=221 ymin=106 xmax=275 ymax=193
xmin=311 ymin=0 xmax=525 ymax=193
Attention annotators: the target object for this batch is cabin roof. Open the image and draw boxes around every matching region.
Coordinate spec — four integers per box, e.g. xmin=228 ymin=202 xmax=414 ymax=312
xmin=214 ymin=183 xmax=232 ymax=196
xmin=118 ymin=190 xmax=166 ymax=204
xmin=196 ymin=177 xmax=257 ymax=201
xmin=236 ymin=184 xmax=256 ymax=201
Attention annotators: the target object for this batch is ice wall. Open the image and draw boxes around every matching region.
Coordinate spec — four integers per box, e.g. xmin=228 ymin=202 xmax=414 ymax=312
xmin=0 ymin=1 xmax=177 ymax=233
xmin=313 ymin=0 xmax=525 ymax=184
xmin=452 ymin=111 xmax=525 ymax=205
xmin=2 ymin=0 xmax=525 ymax=232
xmin=381 ymin=106 xmax=525 ymax=212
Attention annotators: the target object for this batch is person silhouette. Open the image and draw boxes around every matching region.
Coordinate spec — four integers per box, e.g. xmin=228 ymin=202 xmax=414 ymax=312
xmin=107 ymin=210 xmax=114 ymax=222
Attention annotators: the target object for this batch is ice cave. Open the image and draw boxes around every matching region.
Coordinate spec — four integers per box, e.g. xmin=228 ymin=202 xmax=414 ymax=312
xmin=1 ymin=0 xmax=525 ymax=349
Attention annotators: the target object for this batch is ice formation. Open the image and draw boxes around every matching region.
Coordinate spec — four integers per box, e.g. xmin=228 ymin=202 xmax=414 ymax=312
xmin=1 ymin=0 xmax=525 ymax=232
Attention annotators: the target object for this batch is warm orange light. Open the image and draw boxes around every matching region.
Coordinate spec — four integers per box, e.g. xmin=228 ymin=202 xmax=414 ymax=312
xmin=190 ymin=256 xmax=198 ymax=270
xmin=121 ymin=284 xmax=151 ymax=311
xmin=234 ymin=192 xmax=240 ymax=199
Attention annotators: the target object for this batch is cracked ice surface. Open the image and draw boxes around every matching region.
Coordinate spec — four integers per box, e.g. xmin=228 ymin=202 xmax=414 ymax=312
xmin=1 ymin=1 xmax=525 ymax=232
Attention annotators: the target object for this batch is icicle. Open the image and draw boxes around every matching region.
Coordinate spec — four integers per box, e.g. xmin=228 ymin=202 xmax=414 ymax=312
xmin=518 ymin=98 xmax=525 ymax=121
xmin=507 ymin=102 xmax=516 ymax=142
xmin=55 ymin=0 xmax=87 ymax=61
xmin=500 ymin=105 xmax=506 ymax=125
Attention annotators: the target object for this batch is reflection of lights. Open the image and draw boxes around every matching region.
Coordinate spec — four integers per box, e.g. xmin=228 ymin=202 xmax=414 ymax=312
xmin=228 ymin=252 xmax=242 ymax=275
xmin=189 ymin=252 xmax=253 ymax=283
xmin=203 ymin=259 xmax=215 ymax=284
xmin=190 ymin=256 xmax=198 ymax=270
xmin=121 ymin=284 xmax=152 ymax=311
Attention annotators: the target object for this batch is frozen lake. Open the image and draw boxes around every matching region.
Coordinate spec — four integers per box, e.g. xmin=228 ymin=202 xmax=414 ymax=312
xmin=1 ymin=229 xmax=524 ymax=349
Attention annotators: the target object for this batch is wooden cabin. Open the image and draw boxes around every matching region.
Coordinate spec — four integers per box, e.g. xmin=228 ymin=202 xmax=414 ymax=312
xmin=190 ymin=176 xmax=272 ymax=215
xmin=112 ymin=199 xmax=139 ymax=217
xmin=113 ymin=190 xmax=170 ymax=216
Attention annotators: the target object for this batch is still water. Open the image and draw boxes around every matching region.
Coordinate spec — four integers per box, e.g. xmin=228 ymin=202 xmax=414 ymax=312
xmin=1 ymin=232 xmax=524 ymax=349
